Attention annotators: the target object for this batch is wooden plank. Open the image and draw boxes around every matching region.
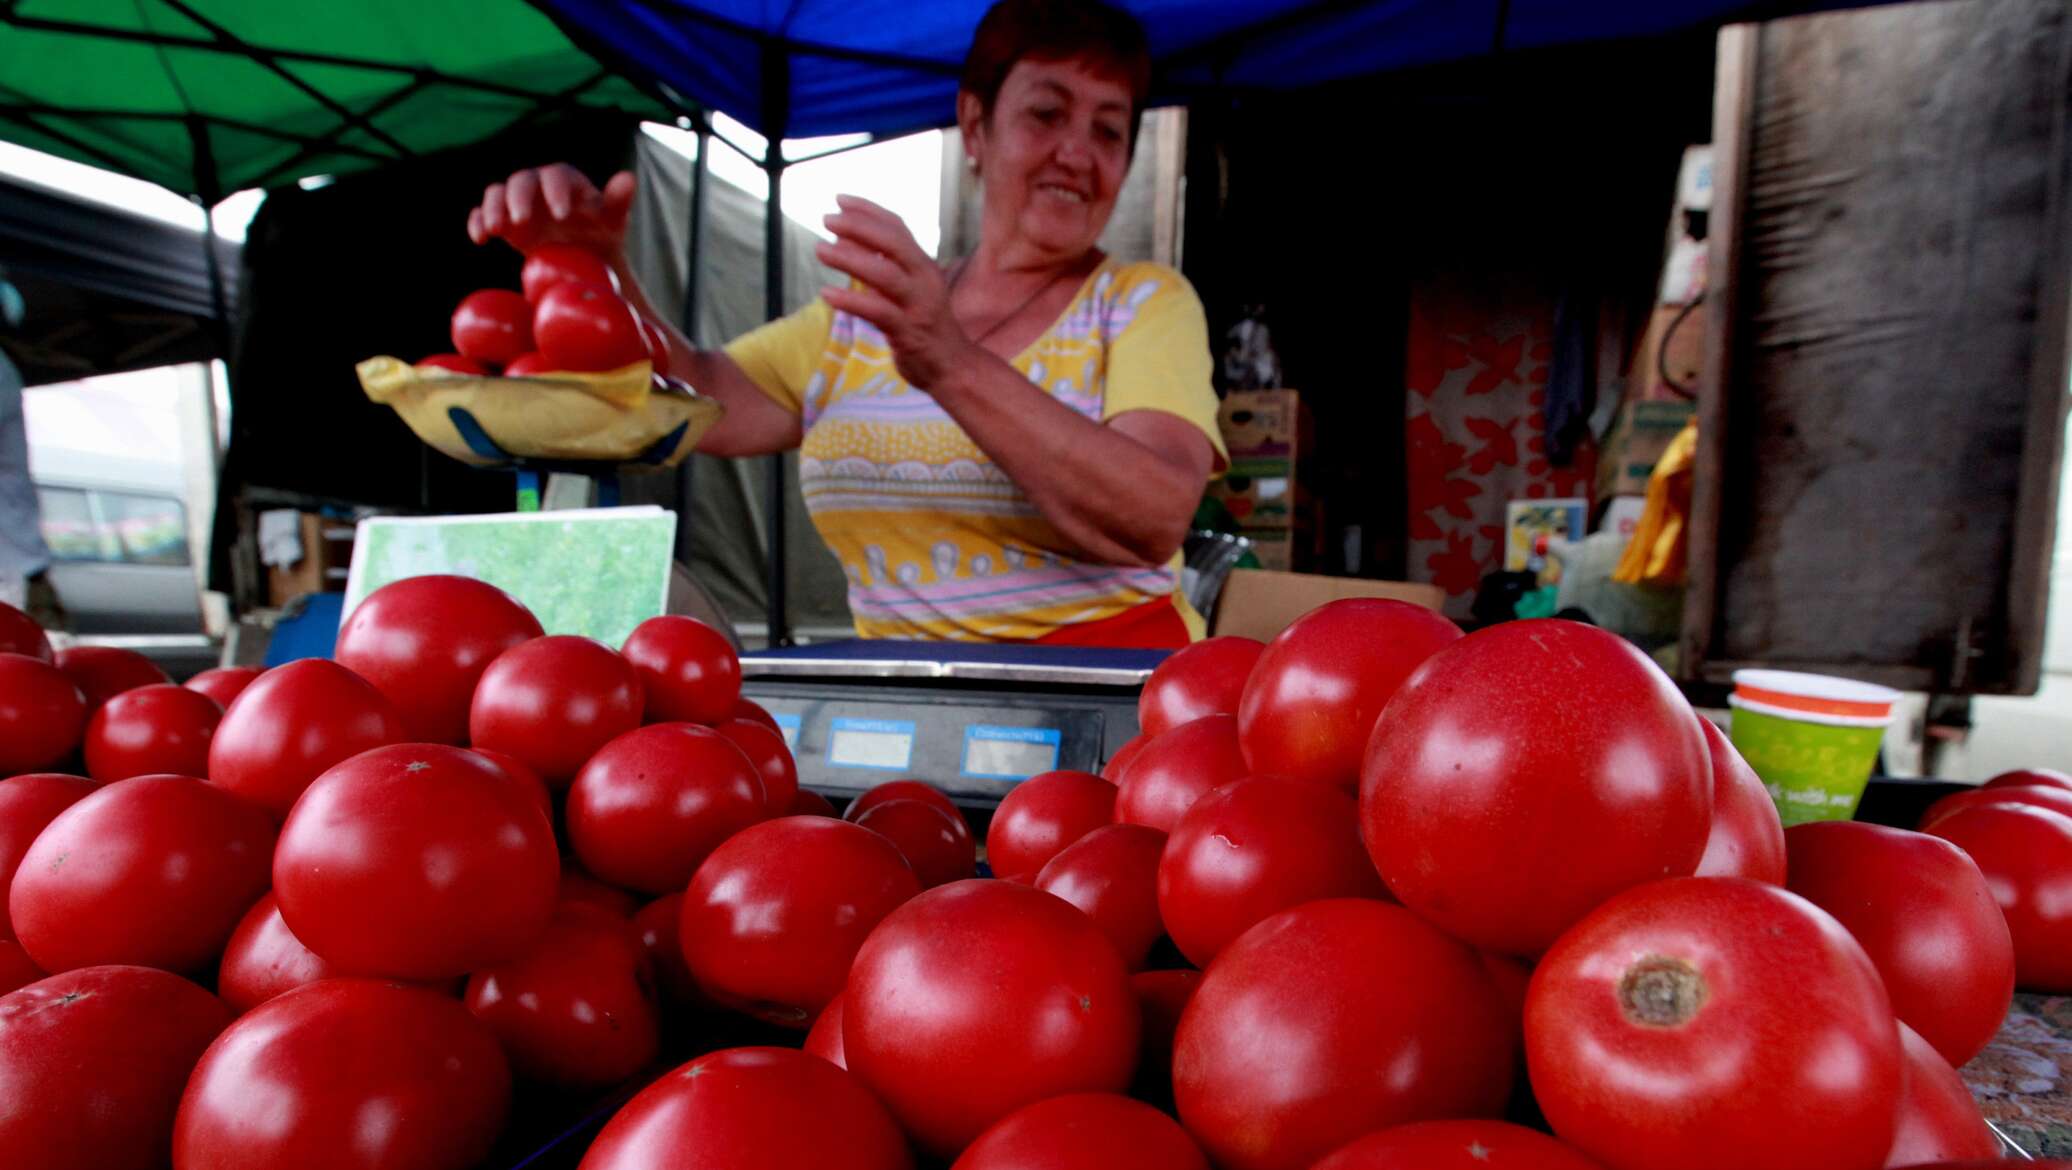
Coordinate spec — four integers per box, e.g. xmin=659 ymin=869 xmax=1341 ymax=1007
xmin=1690 ymin=0 xmax=2072 ymax=695
xmin=1999 ymin=20 xmax=2072 ymax=693
xmin=1679 ymin=21 xmax=1760 ymax=680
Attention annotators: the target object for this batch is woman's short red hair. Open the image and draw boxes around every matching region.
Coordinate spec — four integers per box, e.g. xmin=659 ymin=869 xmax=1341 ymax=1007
xmin=959 ymin=0 xmax=1153 ymax=132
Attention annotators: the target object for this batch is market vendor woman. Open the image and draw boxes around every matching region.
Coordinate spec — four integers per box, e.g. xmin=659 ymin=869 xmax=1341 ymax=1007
xmin=468 ymin=0 xmax=1224 ymax=648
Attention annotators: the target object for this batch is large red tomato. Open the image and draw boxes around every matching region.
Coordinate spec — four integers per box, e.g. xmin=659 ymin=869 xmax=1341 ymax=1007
xmin=1982 ymin=767 xmax=2072 ymax=793
xmin=0 ymin=965 xmax=231 ymax=1170
xmin=951 ymin=1093 xmax=1209 ymax=1170
xmin=53 ymin=645 xmax=167 ymax=709
xmin=1103 ymin=734 xmax=1148 ymax=782
xmin=1158 ymin=776 xmax=1387 ymax=968
xmin=792 ymin=787 xmax=839 ymax=817
xmin=521 ymin=243 xmax=620 ymax=303
xmin=852 ymin=798 xmax=976 ymax=887
xmin=181 ymin=665 xmax=262 ymax=709
xmin=1312 ymin=1121 xmax=1611 ymax=1170
xmin=733 ymin=696 xmax=782 ymax=732
xmin=566 ymin=722 xmax=765 ymax=893
xmin=273 ymin=743 xmax=558 ymax=979
xmin=620 ymin=615 xmax=740 ymax=725
xmin=470 ymin=635 xmax=645 ymax=787
xmin=577 ymin=1047 xmax=912 ymax=1170
xmin=1785 ymin=821 xmax=2014 ymax=1068
xmin=845 ymin=880 xmax=1140 ymax=1157
xmin=83 ymin=683 xmax=220 ymax=783
xmin=1236 ymin=599 xmax=1462 ymax=791
xmin=1131 ymin=968 xmax=1199 ymax=1104
xmin=0 ymin=601 xmax=49 ymax=661
xmin=207 ymin=658 xmax=405 ymax=819
xmin=806 ymin=990 xmax=847 ymax=1067
xmin=11 ymin=775 xmax=274 ymax=974
xmin=1036 ymin=823 xmax=1167 ymax=970
xmin=534 ymin=280 xmax=649 ymax=372
xmin=988 ymin=770 xmax=1116 ymax=878
xmin=334 ymin=574 xmax=543 ymax=744
xmin=632 ymin=892 xmax=702 ymax=1009
xmin=1524 ymin=877 xmax=1901 ymax=1170
xmin=1885 ymin=1021 xmax=1998 ymax=1167
xmin=1114 ymin=714 xmax=1248 ymax=832
xmin=0 ymin=653 xmax=87 ymax=774
xmin=680 ymin=815 xmax=919 ymax=1027
xmin=845 ymin=778 xmax=961 ymax=824
xmin=174 ymin=979 xmax=509 ymax=1170
xmin=1141 ymin=636 xmax=1265 ymax=740
xmin=1927 ymin=803 xmax=2072 ymax=992
xmin=1362 ymin=620 xmax=1712 ymax=956
xmin=1693 ymin=716 xmax=1786 ymax=884
xmin=715 ymin=717 xmax=799 ymax=815
xmin=465 ymin=903 xmax=660 ymax=1087
xmin=216 ymin=892 xmax=345 ymax=1014
xmin=557 ymin=867 xmax=639 ymax=918
xmin=470 ymin=746 xmax=553 ymax=823
xmin=1173 ymin=898 xmax=1514 ymax=1170
xmin=1920 ymin=783 xmax=2072 ymax=829
xmin=450 ymin=288 xmax=534 ymax=365
xmin=0 ymin=772 xmax=96 ymax=938
xmin=0 ymin=938 xmax=39 ymax=994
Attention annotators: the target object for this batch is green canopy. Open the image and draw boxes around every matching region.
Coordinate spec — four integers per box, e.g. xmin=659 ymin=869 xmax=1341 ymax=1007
xmin=0 ymin=0 xmax=683 ymax=199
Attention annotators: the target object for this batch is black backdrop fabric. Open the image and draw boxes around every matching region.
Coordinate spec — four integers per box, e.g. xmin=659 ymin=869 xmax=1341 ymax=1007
xmin=209 ymin=111 xmax=643 ymax=592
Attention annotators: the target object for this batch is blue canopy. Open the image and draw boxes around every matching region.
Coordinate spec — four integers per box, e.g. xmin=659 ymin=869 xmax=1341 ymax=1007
xmin=536 ymin=0 xmax=1883 ymax=139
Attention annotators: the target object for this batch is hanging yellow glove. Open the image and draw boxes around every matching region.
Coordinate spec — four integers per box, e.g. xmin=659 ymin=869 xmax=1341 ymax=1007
xmin=1612 ymin=416 xmax=1698 ymax=587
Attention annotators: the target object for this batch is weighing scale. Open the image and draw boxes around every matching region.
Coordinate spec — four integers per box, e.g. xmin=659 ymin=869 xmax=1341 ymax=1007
xmin=740 ymin=641 xmax=1165 ymax=806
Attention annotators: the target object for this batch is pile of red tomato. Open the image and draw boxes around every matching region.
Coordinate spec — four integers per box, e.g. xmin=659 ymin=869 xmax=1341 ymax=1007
xmin=0 ymin=585 xmax=2067 ymax=1170
xmin=425 ymin=244 xmax=669 ymax=378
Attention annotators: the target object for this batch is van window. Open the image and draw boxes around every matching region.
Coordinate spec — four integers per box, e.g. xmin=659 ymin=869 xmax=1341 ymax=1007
xmin=98 ymin=492 xmax=190 ymax=566
xmin=36 ymin=486 xmax=110 ymax=561
xmin=36 ymin=487 xmax=189 ymax=567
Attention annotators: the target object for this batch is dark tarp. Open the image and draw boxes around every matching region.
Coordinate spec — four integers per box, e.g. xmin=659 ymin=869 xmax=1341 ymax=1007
xmin=0 ymin=174 xmax=238 ymax=385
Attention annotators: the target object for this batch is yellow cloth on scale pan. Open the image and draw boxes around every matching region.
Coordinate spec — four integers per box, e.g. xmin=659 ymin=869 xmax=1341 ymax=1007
xmin=356 ymin=357 xmax=721 ymax=468
xmin=1612 ymin=416 xmax=1698 ymax=587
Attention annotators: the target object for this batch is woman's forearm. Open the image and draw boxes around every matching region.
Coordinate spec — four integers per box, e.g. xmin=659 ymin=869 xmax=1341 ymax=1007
xmin=930 ymin=349 xmax=1208 ymax=569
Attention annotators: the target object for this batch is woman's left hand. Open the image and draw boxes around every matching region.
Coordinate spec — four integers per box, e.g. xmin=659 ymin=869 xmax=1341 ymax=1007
xmin=817 ymin=196 xmax=974 ymax=392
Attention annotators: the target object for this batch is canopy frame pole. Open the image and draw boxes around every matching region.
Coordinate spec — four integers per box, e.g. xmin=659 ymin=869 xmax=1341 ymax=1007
xmin=761 ymin=41 xmax=792 ymax=648
xmin=683 ymin=115 xmax=709 ymax=340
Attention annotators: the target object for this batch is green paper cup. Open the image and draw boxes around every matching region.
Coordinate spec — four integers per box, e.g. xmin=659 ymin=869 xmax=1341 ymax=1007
xmin=1728 ymin=670 xmax=1900 ymax=826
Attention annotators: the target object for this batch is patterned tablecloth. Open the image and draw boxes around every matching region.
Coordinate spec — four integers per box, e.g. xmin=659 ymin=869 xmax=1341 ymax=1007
xmin=1969 ymin=994 xmax=2072 ymax=1157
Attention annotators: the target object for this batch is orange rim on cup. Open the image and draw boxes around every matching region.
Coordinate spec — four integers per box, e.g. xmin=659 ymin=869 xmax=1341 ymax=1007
xmin=1727 ymin=670 xmax=1900 ymax=826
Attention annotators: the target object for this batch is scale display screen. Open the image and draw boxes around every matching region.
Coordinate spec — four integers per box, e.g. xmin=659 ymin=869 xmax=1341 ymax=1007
xmin=961 ymin=724 xmax=1062 ymax=780
xmin=771 ymin=712 xmax=802 ymax=750
xmin=827 ymin=717 xmax=916 ymax=770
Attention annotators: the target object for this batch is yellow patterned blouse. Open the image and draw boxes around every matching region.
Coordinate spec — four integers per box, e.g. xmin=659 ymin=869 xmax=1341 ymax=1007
xmin=724 ymin=257 xmax=1226 ymax=642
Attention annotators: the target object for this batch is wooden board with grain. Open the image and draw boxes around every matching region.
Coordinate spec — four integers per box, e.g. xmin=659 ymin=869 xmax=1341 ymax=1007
xmin=1684 ymin=0 xmax=2072 ymax=694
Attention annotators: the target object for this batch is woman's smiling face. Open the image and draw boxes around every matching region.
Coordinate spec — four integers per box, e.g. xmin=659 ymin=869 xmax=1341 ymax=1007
xmin=962 ymin=55 xmax=1136 ymax=264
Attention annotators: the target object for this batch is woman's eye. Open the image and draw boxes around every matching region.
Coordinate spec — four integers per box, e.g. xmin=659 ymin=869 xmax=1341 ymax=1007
xmin=1030 ymin=106 xmax=1063 ymax=125
xmin=1095 ymin=122 xmax=1124 ymax=144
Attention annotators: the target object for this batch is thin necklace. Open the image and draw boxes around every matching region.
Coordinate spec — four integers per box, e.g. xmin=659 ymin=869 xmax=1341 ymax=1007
xmin=949 ymin=257 xmax=1081 ymax=345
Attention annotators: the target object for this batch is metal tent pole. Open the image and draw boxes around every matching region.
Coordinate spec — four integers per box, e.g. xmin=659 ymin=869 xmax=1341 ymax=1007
xmin=761 ymin=45 xmax=792 ymax=648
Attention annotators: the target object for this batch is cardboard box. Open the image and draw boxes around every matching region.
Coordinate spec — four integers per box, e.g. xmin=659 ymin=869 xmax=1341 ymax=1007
xmin=1210 ymin=568 xmax=1446 ymax=643
xmin=1596 ymin=400 xmax=1697 ymax=500
xmin=1207 ymin=390 xmax=1310 ymax=531
xmin=266 ymin=513 xmax=354 ymax=607
xmin=1629 ymin=303 xmax=1705 ymax=404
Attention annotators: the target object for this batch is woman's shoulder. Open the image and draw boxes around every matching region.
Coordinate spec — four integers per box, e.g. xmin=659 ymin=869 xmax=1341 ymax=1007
xmin=1081 ymin=259 xmax=1202 ymax=340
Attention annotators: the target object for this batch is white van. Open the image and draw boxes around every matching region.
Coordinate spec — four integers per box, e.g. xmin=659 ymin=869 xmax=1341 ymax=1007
xmin=29 ymin=446 xmax=216 ymax=678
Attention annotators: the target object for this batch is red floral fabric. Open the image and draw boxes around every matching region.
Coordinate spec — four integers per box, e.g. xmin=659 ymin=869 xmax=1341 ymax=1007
xmin=1405 ymin=287 xmax=1595 ymax=616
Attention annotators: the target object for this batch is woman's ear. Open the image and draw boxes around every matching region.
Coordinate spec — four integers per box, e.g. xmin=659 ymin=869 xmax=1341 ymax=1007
xmin=956 ymin=90 xmax=987 ymax=174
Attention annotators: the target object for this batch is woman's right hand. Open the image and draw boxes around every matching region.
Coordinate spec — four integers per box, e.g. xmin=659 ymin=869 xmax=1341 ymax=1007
xmin=467 ymin=164 xmax=637 ymax=256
